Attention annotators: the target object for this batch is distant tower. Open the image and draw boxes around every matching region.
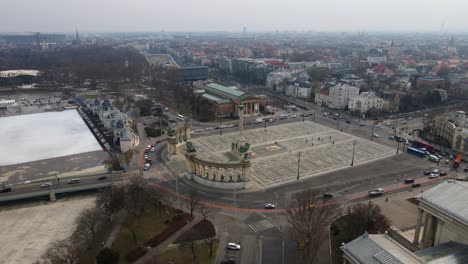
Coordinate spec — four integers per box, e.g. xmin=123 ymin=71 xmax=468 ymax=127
xmin=448 ymin=37 xmax=457 ymax=55
xmin=73 ymin=28 xmax=81 ymax=45
xmin=243 ymin=26 xmax=247 ymax=34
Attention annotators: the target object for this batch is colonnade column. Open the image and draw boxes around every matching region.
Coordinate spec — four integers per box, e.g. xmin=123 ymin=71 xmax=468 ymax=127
xmin=413 ymin=208 xmax=423 ymax=244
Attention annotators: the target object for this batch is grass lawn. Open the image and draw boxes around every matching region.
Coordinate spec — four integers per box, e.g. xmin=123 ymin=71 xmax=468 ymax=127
xmin=111 ymin=209 xmax=174 ymax=263
xmin=156 ymin=241 xmax=218 ymax=264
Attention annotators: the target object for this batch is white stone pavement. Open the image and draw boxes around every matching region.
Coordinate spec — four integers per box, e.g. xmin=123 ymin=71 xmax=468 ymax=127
xmin=190 ymin=121 xmax=395 ymax=190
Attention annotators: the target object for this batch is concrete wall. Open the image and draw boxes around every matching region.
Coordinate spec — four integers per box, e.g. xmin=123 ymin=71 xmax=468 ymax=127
xmin=436 ymin=221 xmax=468 ymax=246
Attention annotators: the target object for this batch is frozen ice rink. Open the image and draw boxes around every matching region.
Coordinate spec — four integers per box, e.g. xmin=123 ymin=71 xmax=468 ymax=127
xmin=0 ymin=110 xmax=102 ymax=166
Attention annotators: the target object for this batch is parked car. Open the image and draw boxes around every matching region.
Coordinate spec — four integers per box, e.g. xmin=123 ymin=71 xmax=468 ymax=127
xmin=464 ymin=167 xmax=468 ymax=172
xmin=150 ymin=147 xmax=155 ymax=152
xmin=423 ymin=171 xmax=431 ymax=175
xmin=373 ymin=133 xmax=379 ymax=138
xmin=432 ymin=168 xmax=439 ymax=174
xmin=323 ymin=193 xmax=334 ymax=199
xmin=97 ymin=176 xmax=108 ymax=180
xmin=227 ymin=243 xmax=241 ymax=251
xmin=388 ymin=136 xmax=395 ymax=140
xmin=404 ymin=178 xmax=415 ymax=184
xmin=429 ymin=173 xmax=439 ymax=179
xmin=264 ymin=203 xmax=276 ymax=209
xmin=359 ymin=123 xmax=366 ymax=127
xmin=439 ymin=171 xmax=447 ymax=176
xmin=345 ymin=120 xmax=351 ymax=124
xmin=291 ymin=115 xmax=297 ymax=118
xmin=144 ymin=163 xmax=151 ymax=170
xmin=411 ymin=183 xmax=421 ymax=188
xmin=41 ymin=182 xmax=53 ymax=188
xmin=144 ymin=154 xmax=149 ymax=160
xmin=206 ymin=127 xmax=213 ymax=131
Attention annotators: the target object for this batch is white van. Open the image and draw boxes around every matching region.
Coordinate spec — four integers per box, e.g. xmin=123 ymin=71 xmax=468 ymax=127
xmin=428 ymin=155 xmax=440 ymax=162
xmin=176 ymin=114 xmax=185 ymax=121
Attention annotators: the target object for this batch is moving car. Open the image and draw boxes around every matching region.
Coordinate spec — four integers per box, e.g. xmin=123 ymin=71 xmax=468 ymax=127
xmin=291 ymin=115 xmax=297 ymax=118
xmin=144 ymin=163 xmax=151 ymax=170
xmin=206 ymin=127 xmax=213 ymax=131
xmin=412 ymin=183 xmax=421 ymax=188
xmin=323 ymin=193 xmax=334 ymax=199
xmin=429 ymin=173 xmax=439 ymax=179
xmin=432 ymin=168 xmax=439 ymax=174
xmin=439 ymin=171 xmax=447 ymax=176
xmin=41 ymin=182 xmax=53 ymax=188
xmin=227 ymin=242 xmax=241 ymax=251
xmin=97 ymin=176 xmax=108 ymax=180
xmin=264 ymin=203 xmax=276 ymax=209
xmin=144 ymin=154 xmax=149 ymax=160
xmin=345 ymin=120 xmax=351 ymax=124
xmin=423 ymin=171 xmax=431 ymax=175
xmin=404 ymin=178 xmax=415 ymax=184
xmin=68 ymin=178 xmax=80 ymax=184
xmin=373 ymin=133 xmax=379 ymax=138
xmin=368 ymin=188 xmax=384 ymax=196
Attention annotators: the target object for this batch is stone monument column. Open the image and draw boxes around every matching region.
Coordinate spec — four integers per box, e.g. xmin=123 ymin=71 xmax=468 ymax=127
xmin=239 ymin=103 xmax=245 ymax=143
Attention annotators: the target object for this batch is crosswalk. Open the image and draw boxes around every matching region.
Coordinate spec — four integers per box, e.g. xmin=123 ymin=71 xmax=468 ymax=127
xmin=248 ymin=219 xmax=276 ymax=233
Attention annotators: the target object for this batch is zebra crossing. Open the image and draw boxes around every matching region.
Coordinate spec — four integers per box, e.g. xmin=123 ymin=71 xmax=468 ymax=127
xmin=248 ymin=219 xmax=276 ymax=233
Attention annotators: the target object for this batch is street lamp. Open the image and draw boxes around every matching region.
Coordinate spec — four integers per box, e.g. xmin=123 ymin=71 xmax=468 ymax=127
xmin=297 ymin=152 xmax=302 ymax=180
xmin=371 ymin=123 xmax=375 ymax=141
xmin=396 ymin=140 xmax=401 ymax=155
xmin=274 ymin=191 xmax=279 ymax=207
xmin=351 ymin=140 xmax=357 ymax=166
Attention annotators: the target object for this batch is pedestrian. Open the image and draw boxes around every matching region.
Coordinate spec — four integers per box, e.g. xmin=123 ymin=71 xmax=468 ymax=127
xmin=306 ymin=139 xmax=308 ymax=143
xmin=385 ymin=197 xmax=388 ymax=202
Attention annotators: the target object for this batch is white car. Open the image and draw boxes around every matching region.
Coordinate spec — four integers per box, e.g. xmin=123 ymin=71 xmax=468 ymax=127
xmin=150 ymin=147 xmax=155 ymax=152
xmin=144 ymin=154 xmax=149 ymax=159
xmin=144 ymin=163 xmax=151 ymax=170
xmin=432 ymin=168 xmax=439 ymax=174
xmin=227 ymin=124 xmax=235 ymax=128
xmin=291 ymin=115 xmax=297 ymax=118
xmin=41 ymin=183 xmax=53 ymax=188
xmin=264 ymin=203 xmax=276 ymax=209
xmin=429 ymin=173 xmax=439 ymax=179
xmin=206 ymin=127 xmax=213 ymax=131
xmin=373 ymin=133 xmax=379 ymax=138
xmin=196 ymin=129 xmax=202 ymax=133
xmin=227 ymin=242 xmax=241 ymax=251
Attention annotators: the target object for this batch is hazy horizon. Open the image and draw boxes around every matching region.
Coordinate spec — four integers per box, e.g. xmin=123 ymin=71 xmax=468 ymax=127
xmin=2 ymin=0 xmax=468 ymax=33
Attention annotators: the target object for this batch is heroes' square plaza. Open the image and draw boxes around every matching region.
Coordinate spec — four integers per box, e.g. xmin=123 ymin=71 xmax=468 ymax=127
xmin=188 ymin=120 xmax=395 ymax=190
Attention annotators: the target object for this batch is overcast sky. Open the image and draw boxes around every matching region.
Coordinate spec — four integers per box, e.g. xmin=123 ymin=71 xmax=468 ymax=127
xmin=2 ymin=0 xmax=468 ymax=33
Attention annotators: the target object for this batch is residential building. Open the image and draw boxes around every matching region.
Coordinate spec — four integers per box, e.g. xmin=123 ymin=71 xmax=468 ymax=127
xmin=215 ymin=57 xmax=232 ymax=73
xmin=285 ymin=71 xmax=312 ymax=99
xmin=348 ymin=92 xmax=384 ymax=113
xmin=231 ymin=58 xmax=275 ymax=85
xmin=433 ymin=89 xmax=448 ymax=102
xmin=431 ymin=111 xmax=468 ymax=153
xmin=376 ymin=91 xmax=401 ymax=113
xmin=327 ymin=83 xmax=360 ymax=109
xmin=266 ymin=71 xmax=292 ymax=92
xmin=315 ymin=90 xmax=331 ymax=106
xmin=416 ymin=76 xmax=445 ymax=89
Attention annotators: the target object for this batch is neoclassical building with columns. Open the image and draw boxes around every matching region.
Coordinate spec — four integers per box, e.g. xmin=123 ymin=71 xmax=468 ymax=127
xmin=341 ymin=180 xmax=468 ymax=264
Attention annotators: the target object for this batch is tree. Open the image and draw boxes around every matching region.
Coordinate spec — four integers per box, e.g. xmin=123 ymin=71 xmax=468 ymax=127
xmin=96 ymin=248 xmax=120 ymax=264
xmin=199 ymin=220 xmax=216 ymax=258
xmin=344 ymin=201 xmax=390 ymax=240
xmin=123 ymin=216 xmax=139 ymax=244
xmin=96 ymin=185 xmax=125 ymax=220
xmin=41 ymin=238 xmax=83 ymax=264
xmin=74 ymin=207 xmax=106 ymax=248
xmin=197 ymin=204 xmax=211 ymax=221
xmin=187 ymin=190 xmax=201 ymax=218
xmin=286 ymin=190 xmax=337 ymax=263
xmin=124 ymin=176 xmax=150 ymax=217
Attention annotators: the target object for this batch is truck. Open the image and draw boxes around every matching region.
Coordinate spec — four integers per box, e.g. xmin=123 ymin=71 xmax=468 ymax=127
xmin=368 ymin=188 xmax=384 ymax=196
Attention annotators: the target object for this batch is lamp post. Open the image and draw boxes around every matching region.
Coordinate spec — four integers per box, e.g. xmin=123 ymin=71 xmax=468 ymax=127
xmin=303 ymin=112 xmax=305 ymax=122
xmin=336 ymin=117 xmax=340 ymax=130
xmin=351 ymin=140 xmax=357 ymax=166
xmin=396 ymin=140 xmax=401 ymax=155
xmin=274 ymin=191 xmax=279 ymax=207
xmin=371 ymin=123 xmax=375 ymax=141
xmin=264 ymin=119 xmax=267 ymax=132
xmin=297 ymin=152 xmax=302 ymax=180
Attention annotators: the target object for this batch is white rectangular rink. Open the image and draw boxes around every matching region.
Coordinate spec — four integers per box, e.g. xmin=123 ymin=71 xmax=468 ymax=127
xmin=0 ymin=110 xmax=102 ymax=166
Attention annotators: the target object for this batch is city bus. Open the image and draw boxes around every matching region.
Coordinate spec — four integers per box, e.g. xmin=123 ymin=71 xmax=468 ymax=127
xmin=411 ymin=139 xmax=435 ymax=154
xmin=407 ymin=147 xmax=427 ymax=158
xmin=453 ymin=154 xmax=462 ymax=168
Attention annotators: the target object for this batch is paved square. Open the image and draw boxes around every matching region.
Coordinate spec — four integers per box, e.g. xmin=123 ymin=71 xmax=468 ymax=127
xmin=190 ymin=121 xmax=395 ymax=189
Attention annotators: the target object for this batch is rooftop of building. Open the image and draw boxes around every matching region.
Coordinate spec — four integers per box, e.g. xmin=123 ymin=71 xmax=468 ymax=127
xmin=417 ymin=180 xmax=468 ymax=226
xmin=417 ymin=76 xmax=445 ymax=81
xmin=341 ymin=232 xmax=423 ymax=264
xmin=204 ymin=83 xmax=246 ymax=100
xmin=201 ymin=93 xmax=232 ymax=104
xmin=415 ymin=241 xmax=468 ymax=264
xmin=0 ymin=70 xmax=41 ymax=78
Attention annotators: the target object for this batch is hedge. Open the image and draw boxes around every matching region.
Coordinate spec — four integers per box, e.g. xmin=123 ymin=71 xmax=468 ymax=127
xmin=143 ymin=213 xmax=192 ymax=248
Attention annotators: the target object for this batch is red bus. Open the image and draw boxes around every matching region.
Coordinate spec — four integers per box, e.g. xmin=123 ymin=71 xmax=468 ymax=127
xmin=453 ymin=154 xmax=462 ymax=168
xmin=411 ymin=139 xmax=435 ymax=154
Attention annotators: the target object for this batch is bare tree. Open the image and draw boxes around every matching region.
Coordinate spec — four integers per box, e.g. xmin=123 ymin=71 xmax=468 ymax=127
xmin=187 ymin=190 xmax=201 ymax=218
xmin=74 ymin=207 xmax=106 ymax=248
xmin=41 ymin=238 xmax=83 ymax=264
xmin=199 ymin=220 xmax=216 ymax=258
xmin=344 ymin=201 xmax=390 ymax=240
xmin=96 ymin=185 xmax=125 ymax=221
xmin=197 ymin=204 xmax=211 ymax=221
xmin=124 ymin=176 xmax=150 ymax=217
xmin=286 ymin=190 xmax=337 ymax=263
